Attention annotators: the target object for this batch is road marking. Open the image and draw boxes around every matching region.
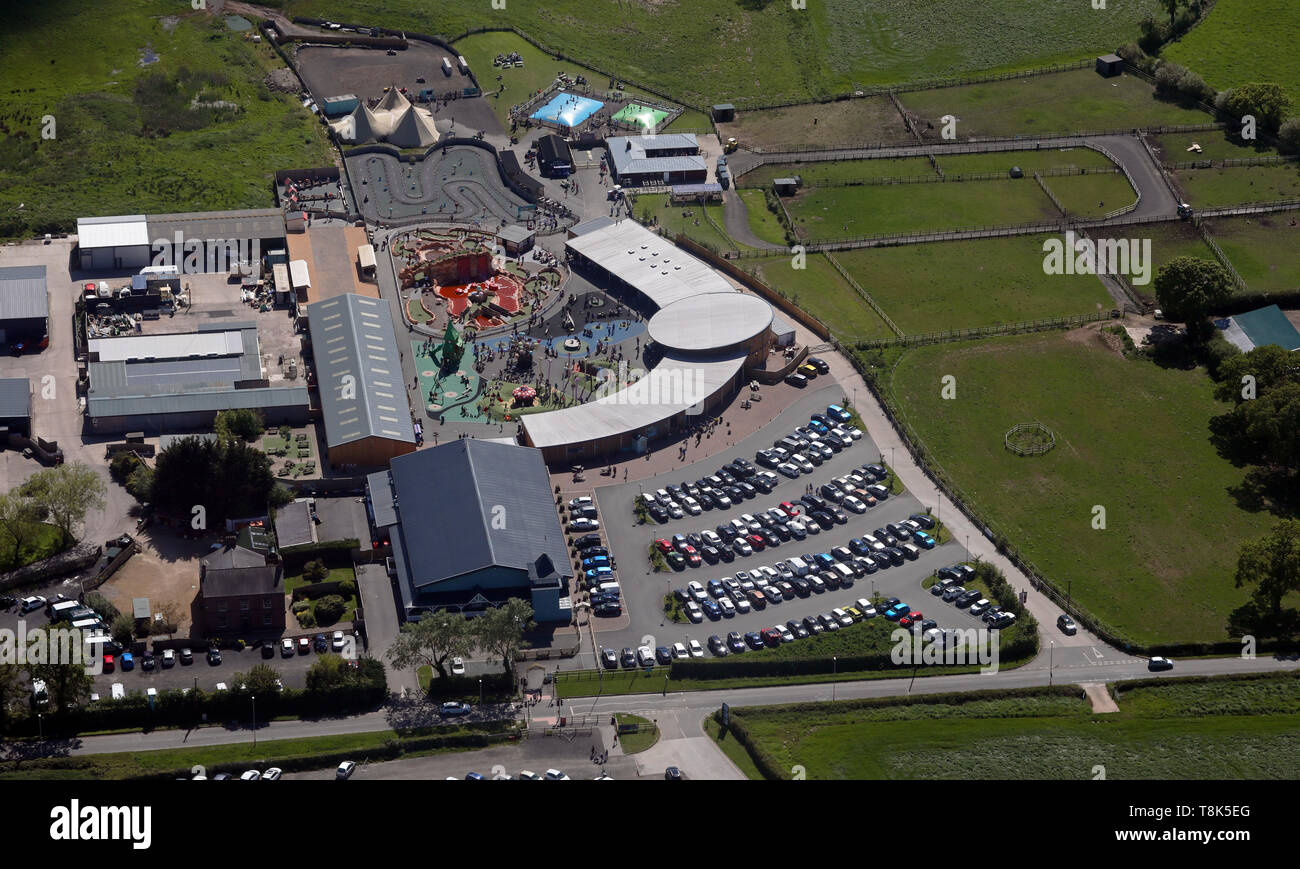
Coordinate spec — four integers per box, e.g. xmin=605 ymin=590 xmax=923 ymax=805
xmin=1090 ymin=646 xmax=1104 ymax=659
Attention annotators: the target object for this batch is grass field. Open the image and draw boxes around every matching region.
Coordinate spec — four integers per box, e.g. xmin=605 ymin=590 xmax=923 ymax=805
xmin=1151 ymin=131 xmax=1279 ymax=164
xmin=614 ymin=714 xmax=659 ymax=754
xmin=834 ymin=235 xmax=1112 ymax=334
xmin=454 ymin=31 xmax=608 ymax=128
xmin=1174 ymin=163 xmax=1300 ymax=207
xmin=0 ymin=523 xmax=67 ymax=574
xmin=727 ymin=673 xmax=1300 ymax=779
xmin=738 ymin=158 xmax=936 ymax=189
xmin=1206 ymin=215 xmax=1300 ymax=292
xmin=740 ymin=254 xmax=895 ymax=342
xmin=664 ymin=108 xmax=715 ymax=132
xmin=1040 ymin=171 xmax=1137 ymax=217
xmin=717 ymin=96 xmax=914 ymax=151
xmin=634 ymin=193 xmax=737 ymax=252
xmin=936 ymin=146 xmax=1116 ymax=177
xmin=900 ymin=69 xmax=1213 ymax=140
xmin=299 ymin=0 xmax=1164 ymax=107
xmin=737 ymin=189 xmax=790 ymax=246
xmin=0 ymin=2 xmax=332 ymax=239
xmin=1139 ymin=219 xmax=1219 ymax=278
xmin=1163 ymin=0 xmax=1300 ymax=103
xmin=888 ymin=330 xmax=1261 ymax=644
xmin=787 ymin=179 xmax=1057 ymax=240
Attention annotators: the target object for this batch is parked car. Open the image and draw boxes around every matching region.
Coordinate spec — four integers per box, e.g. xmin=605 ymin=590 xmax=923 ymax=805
xmin=440 ymin=701 xmax=473 ymax=717
xmin=1058 ymin=614 xmax=1078 ymax=635
xmin=180 ymin=648 xmax=193 ymax=665
xmin=336 ymin=761 xmax=356 ymax=780
xmin=298 ymin=637 xmax=311 ymax=655
xmin=314 ymin=634 xmax=329 ymax=653
xmin=206 ymin=647 xmax=222 ymax=666
xmin=161 ymin=649 xmax=175 ymax=668
xmin=281 ymin=638 xmax=295 ymax=657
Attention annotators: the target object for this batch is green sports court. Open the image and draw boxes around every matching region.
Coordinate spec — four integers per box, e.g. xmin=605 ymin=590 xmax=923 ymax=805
xmin=612 ymin=103 xmax=670 ymax=130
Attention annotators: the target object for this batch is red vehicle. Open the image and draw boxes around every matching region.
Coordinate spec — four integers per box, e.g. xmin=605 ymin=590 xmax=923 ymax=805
xmin=655 ymin=539 xmax=672 ymax=554
xmin=683 ymin=545 xmax=701 ymax=567
xmin=779 ymin=501 xmax=801 ymax=516
xmin=102 ymin=654 xmax=115 ymax=673
xmin=898 ymin=616 xmax=913 ymax=628
xmin=761 ymin=627 xmax=783 ymax=647
xmin=747 ymin=533 xmax=766 ymax=552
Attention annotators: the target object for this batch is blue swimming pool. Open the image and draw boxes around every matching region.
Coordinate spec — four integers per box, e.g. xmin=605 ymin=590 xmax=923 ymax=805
xmin=530 ymin=92 xmax=604 ymax=128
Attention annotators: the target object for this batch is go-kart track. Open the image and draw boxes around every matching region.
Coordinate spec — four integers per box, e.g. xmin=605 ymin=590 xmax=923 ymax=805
xmin=347 ymin=144 xmax=533 ymax=225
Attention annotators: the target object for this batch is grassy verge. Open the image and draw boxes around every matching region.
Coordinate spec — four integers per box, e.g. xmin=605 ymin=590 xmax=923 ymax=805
xmin=0 ymin=523 xmax=68 ymax=574
xmin=1174 ymin=162 xmax=1300 ymax=207
xmin=702 ymin=717 xmax=762 ymax=780
xmin=737 ymin=188 xmax=791 ymax=246
xmin=614 ymin=713 xmax=659 ymax=754
xmin=633 ymin=192 xmax=739 ymax=252
xmin=1205 ymin=215 xmax=1300 ymax=293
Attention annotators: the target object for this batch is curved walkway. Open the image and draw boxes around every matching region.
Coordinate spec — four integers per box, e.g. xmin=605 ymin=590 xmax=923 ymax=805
xmin=721 ymin=190 xmax=784 ymax=250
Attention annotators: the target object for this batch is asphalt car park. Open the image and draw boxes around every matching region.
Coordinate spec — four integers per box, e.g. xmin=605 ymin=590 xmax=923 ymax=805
xmin=88 ymin=640 xmax=353 ymax=698
xmin=586 ymin=387 xmax=978 ymax=665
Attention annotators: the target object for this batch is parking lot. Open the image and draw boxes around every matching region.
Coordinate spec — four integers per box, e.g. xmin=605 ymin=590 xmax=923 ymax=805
xmin=573 ymin=385 xmax=985 ymax=666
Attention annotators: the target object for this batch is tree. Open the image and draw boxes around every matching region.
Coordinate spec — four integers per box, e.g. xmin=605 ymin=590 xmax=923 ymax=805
xmin=0 ymin=492 xmax=37 ymax=569
xmin=475 ymin=598 xmax=535 ymax=676
xmin=155 ymin=601 xmax=184 ymax=637
xmin=1234 ymin=520 xmax=1300 ymax=629
xmin=315 ymin=594 xmax=346 ymax=625
xmin=1210 ymin=345 xmax=1300 ymax=475
xmin=238 ymin=662 xmax=283 ymax=696
xmin=1153 ymin=256 xmax=1233 ymax=341
xmin=1279 ymin=117 xmax=1300 ymax=156
xmin=387 ymin=615 xmax=474 ymax=681
xmin=110 ymin=614 xmax=135 ymax=648
xmin=27 ymin=661 xmax=94 ymax=714
xmin=85 ymin=593 xmax=120 ymax=624
xmin=1212 ymin=344 xmax=1300 ymax=405
xmin=1219 ymin=82 xmax=1293 ymax=133
xmin=151 ymin=436 xmax=280 ymax=525
xmin=303 ymin=559 xmax=328 ymax=582
xmin=214 ymin=408 xmax=265 ymax=442
xmin=18 ymin=464 xmax=106 ymax=547
xmin=126 ymin=466 xmax=154 ymax=503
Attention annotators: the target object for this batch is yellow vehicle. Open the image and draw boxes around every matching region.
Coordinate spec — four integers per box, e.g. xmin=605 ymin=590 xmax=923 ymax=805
xmin=723 ymin=137 xmax=738 ymax=153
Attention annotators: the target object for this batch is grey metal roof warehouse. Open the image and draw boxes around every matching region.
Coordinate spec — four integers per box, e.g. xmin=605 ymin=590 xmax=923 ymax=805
xmin=382 ymin=439 xmax=570 ymax=588
xmin=0 ymin=379 xmax=31 ymax=420
xmin=606 ymin=133 xmax=707 ymax=178
xmin=307 ymin=293 xmax=415 ymax=449
xmin=0 ymin=265 xmax=50 ymax=321
xmin=146 ymin=209 xmax=286 ymax=242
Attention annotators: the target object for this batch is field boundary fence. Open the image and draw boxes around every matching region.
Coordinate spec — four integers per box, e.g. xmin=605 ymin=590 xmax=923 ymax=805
xmin=823 ymin=252 xmax=903 ymax=337
xmin=1192 ymin=217 xmax=1248 ymax=293
xmin=739 ymin=165 xmax=1121 ymax=190
xmin=1034 ymin=172 xmax=1066 ymax=216
xmin=851 ymin=312 xmax=1106 ymax=350
xmin=1164 ymin=154 xmax=1300 ymax=170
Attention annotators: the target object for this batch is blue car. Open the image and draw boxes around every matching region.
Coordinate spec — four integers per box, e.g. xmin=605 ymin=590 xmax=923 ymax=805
xmin=826 ymin=404 xmax=852 ymax=423
xmin=913 ymin=531 xmax=936 ymax=549
xmin=807 ymin=419 xmax=829 ymax=434
xmin=702 ymin=599 xmax=722 ymax=620
xmin=582 ymin=555 xmax=611 ymax=569
xmin=584 ymin=566 xmax=613 ymax=582
xmin=120 ymin=652 xmax=134 ymax=671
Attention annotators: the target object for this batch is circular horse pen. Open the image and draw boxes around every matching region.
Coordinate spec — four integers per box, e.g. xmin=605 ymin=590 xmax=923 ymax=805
xmin=1004 ymin=422 xmax=1056 ymax=456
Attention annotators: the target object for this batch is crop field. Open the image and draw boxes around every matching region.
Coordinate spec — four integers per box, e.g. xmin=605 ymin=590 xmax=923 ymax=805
xmin=1040 ymin=171 xmax=1137 ymax=217
xmin=1174 ymin=163 xmax=1300 ymax=207
xmin=299 ymin=0 xmax=1162 ymax=107
xmin=786 ymin=178 xmax=1057 ymax=240
xmin=742 ymin=255 xmax=894 ymax=343
xmin=900 ymin=69 xmax=1212 ymax=141
xmin=935 ymin=146 xmax=1116 ymax=177
xmin=0 ymin=1 xmax=332 ymax=239
xmin=834 ymin=235 xmax=1112 ymax=334
xmin=717 ymin=96 xmax=914 ymax=152
xmin=888 ymin=330 xmax=1260 ymax=644
xmin=737 ymin=157 xmax=935 ymax=189
xmin=728 ymin=674 xmax=1300 ymax=779
xmin=1206 ymin=215 xmax=1300 ymax=293
xmin=1163 ymin=0 xmax=1300 ymax=103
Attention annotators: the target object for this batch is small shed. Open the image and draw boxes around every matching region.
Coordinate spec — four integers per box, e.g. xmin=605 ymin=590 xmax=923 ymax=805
xmin=711 ymin=103 xmax=735 ymax=122
xmin=131 ymin=597 xmax=151 ymax=624
xmin=1096 ymin=54 xmax=1124 ymax=77
xmin=773 ymin=177 xmax=801 ymax=196
xmin=0 ymin=378 xmax=32 ymax=437
xmin=498 ymin=224 xmax=536 ymax=256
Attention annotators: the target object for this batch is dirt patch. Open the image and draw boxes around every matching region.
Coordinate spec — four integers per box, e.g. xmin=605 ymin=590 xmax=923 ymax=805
xmin=1082 ymin=682 xmax=1119 ymax=713
xmin=97 ymin=533 xmax=208 ymax=637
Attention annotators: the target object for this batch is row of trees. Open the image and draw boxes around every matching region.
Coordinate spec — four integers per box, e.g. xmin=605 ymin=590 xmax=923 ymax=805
xmin=388 ymin=599 xmax=536 ymax=681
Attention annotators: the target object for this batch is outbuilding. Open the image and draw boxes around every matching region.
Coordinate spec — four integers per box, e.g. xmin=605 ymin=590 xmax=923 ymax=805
xmin=0 ymin=265 xmax=49 ymax=348
xmin=1096 ymin=54 xmax=1124 ymax=77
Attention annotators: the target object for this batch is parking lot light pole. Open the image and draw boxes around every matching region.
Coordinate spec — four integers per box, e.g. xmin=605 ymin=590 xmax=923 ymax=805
xmin=479 ymin=678 xmax=483 ymax=707
xmin=831 ymin=657 xmax=837 ymax=702
xmin=1049 ymin=642 xmax=1054 ymax=686
xmin=251 ymin=695 xmax=257 ymax=748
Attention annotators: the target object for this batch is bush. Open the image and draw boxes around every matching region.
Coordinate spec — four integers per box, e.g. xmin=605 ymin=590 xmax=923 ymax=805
xmin=291 ymin=600 xmax=311 ymax=614
xmin=215 ymin=408 xmax=265 ymax=442
xmin=85 ymin=593 xmax=120 ymax=624
xmin=126 ymin=466 xmax=154 ymax=502
xmin=297 ymin=609 xmax=317 ymax=628
xmin=337 ymin=579 xmax=357 ymax=598
xmin=1278 ymin=117 xmax=1300 ymax=156
xmin=314 ymin=595 xmax=346 ymax=625
xmin=303 ymin=559 xmax=328 ymax=582
xmin=110 ymin=614 xmax=134 ymax=647
xmin=109 ymin=452 xmax=142 ymax=484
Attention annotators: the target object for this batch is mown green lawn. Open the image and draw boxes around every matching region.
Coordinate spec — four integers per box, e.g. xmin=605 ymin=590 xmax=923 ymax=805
xmin=737 ymin=188 xmax=790 ymax=246
xmin=0 ymin=1 xmax=332 ymax=238
xmin=788 ymin=178 xmax=1058 ymax=239
xmin=888 ymin=331 xmax=1262 ymax=644
xmin=1163 ymin=0 xmax=1300 ymax=104
xmin=1175 ymin=163 xmax=1300 ymax=207
xmin=1206 ymin=215 xmax=1300 ymax=292
xmin=936 ymin=147 xmax=1116 ymax=177
xmin=1042 ymin=171 xmax=1138 ymax=217
xmin=738 ymin=157 xmax=936 ymax=189
xmin=454 ymin=31 xmax=608 ymax=128
xmin=741 ymin=254 xmax=895 ymax=342
xmin=0 ymin=523 xmax=68 ymax=574
xmin=833 ymin=235 xmax=1111 ymax=334
xmin=633 ymin=193 xmax=737 ymax=252
xmin=1151 ymin=131 xmax=1279 ymax=165
xmin=899 ymin=68 xmax=1213 ymax=140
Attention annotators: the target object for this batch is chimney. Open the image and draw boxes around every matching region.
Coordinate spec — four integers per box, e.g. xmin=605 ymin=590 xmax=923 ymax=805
xmin=265 ymin=547 xmax=280 ymax=565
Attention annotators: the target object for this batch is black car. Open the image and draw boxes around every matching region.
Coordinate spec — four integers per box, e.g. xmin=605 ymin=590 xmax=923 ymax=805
xmin=791 ymin=577 xmax=812 ymax=596
xmin=821 ymin=434 xmax=845 ymax=452
xmin=800 ymin=494 xmax=828 ymax=511
xmin=207 ymin=647 xmax=222 ymax=666
xmin=874 ymin=528 xmax=899 ymax=547
xmin=807 ymin=356 xmax=830 ymax=374
xmin=855 ymin=556 xmax=878 ymax=575
xmin=786 ymin=619 xmax=810 ymax=639
xmin=819 ymin=570 xmax=840 ymax=590
xmin=648 ymin=505 xmax=669 ymax=522
xmin=802 ymin=615 xmax=824 ymax=635
xmin=717 ymin=546 xmax=736 ymax=563
xmin=802 ymin=449 xmax=824 ymax=466
xmin=744 ymin=631 xmax=765 ymax=650
xmin=786 ymin=372 xmax=808 ymax=387
xmin=314 ymin=634 xmax=329 ymax=653
xmin=655 ymin=646 xmax=673 ymax=665
xmin=686 ymin=532 xmax=704 ymax=550
xmin=1058 ymin=614 xmax=1078 ymax=635
xmin=956 ymin=590 xmax=982 ymax=608
xmin=716 ymin=469 xmax=736 ymax=485
xmin=180 ymin=648 xmax=194 ymax=665
xmin=862 ymin=464 xmax=887 ymax=481
xmin=755 ymin=449 xmax=780 ymax=468
xmin=810 ymin=510 xmax=835 ymax=530
xmin=141 ymin=652 xmax=156 ymax=670
xmin=909 ymin=513 xmax=937 ymax=530
xmin=620 ymin=648 xmax=637 ymax=668
xmin=724 ymin=485 xmax=745 ymax=503
xmin=261 ymin=642 xmax=275 ymax=659
xmin=708 ymin=635 xmax=728 ymax=656
xmin=884 ymin=547 xmax=906 ymax=566
xmin=726 ymin=632 xmax=746 ymax=653
xmin=665 ymin=550 xmax=686 ymax=570
xmin=700 ymin=545 xmax=720 ymax=564
xmin=737 ymin=482 xmax=757 ymax=500
xmin=886 ymin=522 xmax=912 ymax=541
xmin=761 ymin=529 xmax=780 ymax=549
xmin=772 ymin=523 xmax=792 ymax=542
xmin=829 ymin=506 xmax=848 ymax=525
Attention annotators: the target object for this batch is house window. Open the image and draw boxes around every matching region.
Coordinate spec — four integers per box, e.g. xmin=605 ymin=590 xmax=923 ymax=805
xmin=263 ymin=614 xmax=272 ymax=626
xmin=239 ymin=598 xmax=250 ymax=611
xmin=216 ymin=600 xmax=228 ymax=613
xmin=263 ymin=597 xmax=273 ymax=610
xmin=216 ymin=615 xmax=227 ymax=628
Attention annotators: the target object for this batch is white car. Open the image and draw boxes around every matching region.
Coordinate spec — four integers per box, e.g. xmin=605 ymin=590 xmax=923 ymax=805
xmin=451 ymin=656 xmax=466 ymax=675
xmin=568 ymin=496 xmax=594 ymax=510
xmin=969 ymin=599 xmax=990 ymax=616
xmin=684 ymin=601 xmax=703 ymax=622
xmin=757 ymin=565 xmax=779 ymax=584
xmin=336 ymin=761 xmax=357 ymax=780
xmin=718 ymin=597 xmax=736 ymax=617
xmin=544 ymin=769 xmax=571 ymax=780
xmin=842 ymin=495 xmax=867 ymax=513
xmin=667 ymin=502 xmax=684 ymax=520
xmin=240 ymin=770 xmax=261 ymax=780
xmin=518 ymin=770 xmax=542 ymax=781
xmin=831 ymin=608 xmax=854 ymax=627
xmin=733 ymin=595 xmax=751 ymax=614
xmin=681 ymin=496 xmax=701 ymax=516
xmin=687 ymin=581 xmax=707 ymax=602
xmin=161 ymin=649 xmax=175 ymax=667
xmin=845 ymin=426 xmax=864 ymax=440
xmin=776 ymin=462 xmax=801 ymax=479
xmin=688 ymin=639 xmax=704 ymax=658
xmin=332 ymin=630 xmax=346 ymax=652
xmin=733 ymin=538 xmax=753 ymax=556
xmin=777 ymin=625 xmax=795 ymax=643
xmin=702 ymin=530 xmax=722 ymax=547
xmin=19 ymin=595 xmax=46 ymax=613
xmin=671 ymin=642 xmax=689 ymax=660
xmin=831 ymin=426 xmax=855 ymax=443
xmin=568 ymin=518 xmax=600 ymax=532
xmin=215 ymin=682 xmax=228 ymax=692
xmin=789 ymin=454 xmax=814 ymax=474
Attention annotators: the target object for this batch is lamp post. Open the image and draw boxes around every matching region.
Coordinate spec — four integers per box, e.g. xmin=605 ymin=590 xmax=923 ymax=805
xmin=478 ymin=678 xmax=483 ymax=707
xmin=251 ymin=695 xmax=257 ymax=748
xmin=831 ymin=657 xmax=837 ymax=702
xmin=1049 ymin=642 xmax=1054 ymax=686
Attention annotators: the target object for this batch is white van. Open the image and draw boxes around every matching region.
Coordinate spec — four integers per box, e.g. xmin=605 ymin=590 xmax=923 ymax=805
xmin=832 ymin=563 xmax=854 ymax=583
xmin=139 ymin=264 xmax=178 ymax=277
xmin=636 ymin=646 xmax=655 ymax=668
xmin=71 ymin=618 xmax=103 ymax=632
xmin=787 ymin=556 xmax=810 ymax=577
xmin=597 ymin=581 xmax=621 ymax=596
xmin=110 ymin=683 xmax=125 ymax=700
xmin=49 ymin=600 xmax=80 ymax=621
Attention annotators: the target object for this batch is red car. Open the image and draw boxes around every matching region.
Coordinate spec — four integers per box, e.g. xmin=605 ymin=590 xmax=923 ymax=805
xmin=747 ymin=533 xmax=766 ymax=552
xmin=655 ymin=539 xmax=672 ymax=554
xmin=102 ymin=654 xmax=115 ymax=673
xmin=683 ymin=545 xmax=701 ymax=567
xmin=761 ymin=627 xmax=783 ymax=647
xmin=779 ymin=501 xmax=801 ymax=516
xmin=898 ymin=616 xmax=913 ymax=628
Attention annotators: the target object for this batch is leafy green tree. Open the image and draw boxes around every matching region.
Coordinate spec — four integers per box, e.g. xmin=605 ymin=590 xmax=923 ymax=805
xmin=1219 ymin=82 xmax=1294 ymax=133
xmin=214 ymin=408 xmax=265 ymax=442
xmin=1212 ymin=344 xmax=1300 ymax=404
xmin=1279 ymin=117 xmax=1300 ymax=156
xmin=85 ymin=593 xmax=120 ymax=624
xmin=303 ymin=559 xmax=328 ymax=582
xmin=1153 ymin=256 xmax=1233 ymax=342
xmin=19 ymin=464 xmax=107 ymax=546
xmin=126 ymin=466 xmax=155 ymax=503
xmin=387 ymin=615 xmax=474 ymax=680
xmin=1234 ymin=520 xmax=1300 ymax=628
xmin=474 ymin=599 xmax=535 ymax=675
xmin=314 ymin=595 xmax=346 ymax=625
xmin=238 ymin=663 xmax=283 ymax=696
xmin=0 ymin=492 xmax=39 ymax=569
xmin=110 ymin=614 xmax=135 ymax=648
xmin=151 ymin=437 xmax=280 ymax=525
xmin=27 ymin=661 xmax=94 ymax=714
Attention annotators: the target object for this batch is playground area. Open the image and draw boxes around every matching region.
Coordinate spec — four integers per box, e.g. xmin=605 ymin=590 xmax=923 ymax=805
xmin=347 ymin=144 xmax=534 ymax=225
xmin=611 ymin=102 xmax=670 ymax=130
xmin=530 ymin=91 xmax=604 ymax=127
